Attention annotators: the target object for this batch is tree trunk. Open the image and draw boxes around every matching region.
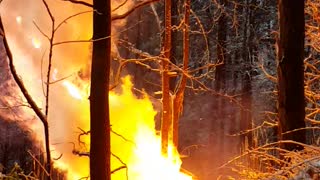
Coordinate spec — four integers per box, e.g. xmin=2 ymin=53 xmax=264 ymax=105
xmin=173 ymin=0 xmax=190 ymax=149
xmin=212 ymin=0 xmax=227 ymax=156
xmin=240 ymin=0 xmax=255 ymax=151
xmin=170 ymin=0 xmax=180 ymax=91
xmin=161 ymin=0 xmax=172 ymax=156
xmin=90 ymin=0 xmax=111 ymax=179
xmin=277 ymin=0 xmax=306 ymax=151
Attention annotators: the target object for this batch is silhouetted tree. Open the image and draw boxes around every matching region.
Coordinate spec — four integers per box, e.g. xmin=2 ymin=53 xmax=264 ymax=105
xmin=277 ymin=0 xmax=306 ymax=151
xmin=90 ymin=0 xmax=111 ymax=179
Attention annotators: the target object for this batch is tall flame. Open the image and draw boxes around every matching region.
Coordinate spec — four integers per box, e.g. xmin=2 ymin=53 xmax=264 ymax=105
xmin=55 ymin=76 xmax=193 ymax=180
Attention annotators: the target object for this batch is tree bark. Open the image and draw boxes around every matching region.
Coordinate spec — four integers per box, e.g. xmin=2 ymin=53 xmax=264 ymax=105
xmin=173 ymin=0 xmax=190 ymax=149
xmin=277 ymin=0 xmax=306 ymax=151
xmin=90 ymin=0 xmax=111 ymax=179
xmin=170 ymin=0 xmax=180 ymax=91
xmin=161 ymin=0 xmax=172 ymax=156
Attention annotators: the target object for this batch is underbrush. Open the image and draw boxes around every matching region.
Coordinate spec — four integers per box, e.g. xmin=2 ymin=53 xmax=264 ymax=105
xmin=220 ymin=142 xmax=320 ymax=180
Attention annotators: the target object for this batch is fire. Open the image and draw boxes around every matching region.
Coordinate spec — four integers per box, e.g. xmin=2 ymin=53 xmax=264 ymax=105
xmin=1 ymin=0 xmax=193 ymax=179
xmin=55 ymin=76 xmax=193 ymax=180
xmin=109 ymin=77 xmax=192 ymax=180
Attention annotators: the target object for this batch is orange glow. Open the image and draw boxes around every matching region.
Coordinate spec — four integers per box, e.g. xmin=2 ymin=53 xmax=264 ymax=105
xmin=109 ymin=77 xmax=192 ymax=180
xmin=54 ymin=76 xmax=193 ymax=180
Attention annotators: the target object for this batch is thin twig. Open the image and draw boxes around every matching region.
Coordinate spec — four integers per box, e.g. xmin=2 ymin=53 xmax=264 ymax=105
xmin=112 ymin=0 xmax=160 ymax=21
xmin=111 ymin=166 xmax=126 ymax=174
xmin=112 ymin=0 xmax=128 ymax=12
xmin=27 ymin=151 xmax=50 ymax=177
xmin=111 ymin=153 xmax=129 ymax=180
xmin=61 ymin=0 xmax=93 ymax=8
xmin=111 ymin=129 xmax=135 ymax=145
xmin=33 ymin=21 xmax=50 ymax=41
xmin=41 ymin=0 xmax=55 ymax=176
xmin=54 ymin=10 xmax=94 ymax=33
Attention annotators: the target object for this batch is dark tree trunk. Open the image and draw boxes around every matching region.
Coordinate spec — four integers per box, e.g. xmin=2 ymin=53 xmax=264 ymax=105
xmin=240 ymin=0 xmax=256 ymax=151
xmin=212 ymin=0 xmax=227 ymax=156
xmin=277 ymin=0 xmax=306 ymax=151
xmin=90 ymin=0 xmax=111 ymax=179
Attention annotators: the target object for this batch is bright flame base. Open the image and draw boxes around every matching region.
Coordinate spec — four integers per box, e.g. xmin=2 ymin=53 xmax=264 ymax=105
xmin=54 ymin=77 xmax=192 ymax=180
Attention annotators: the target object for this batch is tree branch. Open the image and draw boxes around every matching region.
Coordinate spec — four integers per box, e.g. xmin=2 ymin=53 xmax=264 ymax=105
xmin=62 ymin=0 xmax=93 ymax=8
xmin=112 ymin=0 xmax=160 ymax=21
xmin=111 ymin=166 xmax=126 ymax=174
xmin=112 ymin=0 xmax=128 ymax=12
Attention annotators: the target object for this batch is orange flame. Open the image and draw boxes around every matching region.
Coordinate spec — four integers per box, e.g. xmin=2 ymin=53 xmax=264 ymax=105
xmin=55 ymin=76 xmax=193 ymax=180
xmin=62 ymin=81 xmax=83 ymax=100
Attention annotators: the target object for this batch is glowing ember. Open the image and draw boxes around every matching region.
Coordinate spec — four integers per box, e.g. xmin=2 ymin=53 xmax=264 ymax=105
xmin=62 ymin=81 xmax=83 ymax=100
xmin=31 ymin=37 xmax=41 ymax=49
xmin=16 ymin=16 xmax=22 ymax=25
xmin=52 ymin=68 xmax=58 ymax=80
